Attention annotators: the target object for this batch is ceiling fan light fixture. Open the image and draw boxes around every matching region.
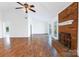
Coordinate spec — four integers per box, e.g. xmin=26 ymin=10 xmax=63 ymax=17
xmin=16 ymin=2 xmax=36 ymax=13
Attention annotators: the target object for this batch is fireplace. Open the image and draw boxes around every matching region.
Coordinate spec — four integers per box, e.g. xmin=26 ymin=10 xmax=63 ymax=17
xmin=59 ymin=32 xmax=71 ymax=49
xmin=58 ymin=2 xmax=78 ymax=49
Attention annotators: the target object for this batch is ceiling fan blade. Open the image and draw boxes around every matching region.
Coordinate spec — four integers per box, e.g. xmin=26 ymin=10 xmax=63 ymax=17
xmin=17 ymin=2 xmax=24 ymax=6
xmin=15 ymin=7 xmax=23 ymax=9
xmin=29 ymin=9 xmax=36 ymax=12
xmin=30 ymin=5 xmax=35 ymax=7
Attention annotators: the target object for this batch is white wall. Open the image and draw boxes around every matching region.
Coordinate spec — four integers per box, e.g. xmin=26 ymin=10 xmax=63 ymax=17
xmin=1 ymin=9 xmax=49 ymax=38
xmin=32 ymin=20 xmax=48 ymax=34
xmin=50 ymin=16 xmax=58 ymax=40
xmin=2 ymin=9 xmax=28 ymax=37
xmin=28 ymin=10 xmax=49 ymax=35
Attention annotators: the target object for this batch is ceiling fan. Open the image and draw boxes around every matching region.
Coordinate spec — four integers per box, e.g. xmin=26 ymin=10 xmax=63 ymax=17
xmin=16 ymin=2 xmax=36 ymax=13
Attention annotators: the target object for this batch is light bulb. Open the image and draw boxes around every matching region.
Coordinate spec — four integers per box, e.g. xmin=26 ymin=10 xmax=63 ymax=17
xmin=25 ymin=13 xmax=28 ymax=19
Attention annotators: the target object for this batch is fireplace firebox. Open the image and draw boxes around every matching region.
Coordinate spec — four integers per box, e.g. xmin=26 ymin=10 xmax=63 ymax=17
xmin=59 ymin=32 xmax=71 ymax=49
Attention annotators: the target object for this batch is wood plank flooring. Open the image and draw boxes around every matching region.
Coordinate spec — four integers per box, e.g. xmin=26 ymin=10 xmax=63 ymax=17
xmin=52 ymin=40 xmax=77 ymax=57
xmin=0 ymin=35 xmax=59 ymax=57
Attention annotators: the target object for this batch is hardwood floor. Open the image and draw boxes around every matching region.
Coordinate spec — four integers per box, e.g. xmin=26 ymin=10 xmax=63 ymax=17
xmin=52 ymin=40 xmax=77 ymax=57
xmin=0 ymin=35 xmax=59 ymax=57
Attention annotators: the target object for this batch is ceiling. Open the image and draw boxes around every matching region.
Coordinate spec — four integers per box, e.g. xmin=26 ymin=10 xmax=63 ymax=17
xmin=0 ymin=2 xmax=72 ymax=22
